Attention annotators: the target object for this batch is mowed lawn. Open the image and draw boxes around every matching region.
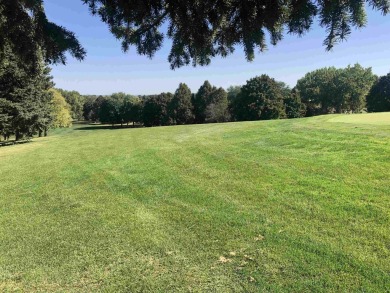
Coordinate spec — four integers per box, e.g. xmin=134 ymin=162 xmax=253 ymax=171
xmin=0 ymin=114 xmax=389 ymax=292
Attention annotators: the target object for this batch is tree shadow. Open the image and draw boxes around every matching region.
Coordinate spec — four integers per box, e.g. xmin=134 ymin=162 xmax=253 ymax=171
xmin=0 ymin=139 xmax=34 ymax=148
xmin=74 ymin=124 xmax=143 ymax=131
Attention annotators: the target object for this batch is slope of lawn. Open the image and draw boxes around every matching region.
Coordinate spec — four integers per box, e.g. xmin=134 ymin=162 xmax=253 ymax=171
xmin=0 ymin=113 xmax=389 ymax=292
xmin=328 ymin=112 xmax=390 ymax=125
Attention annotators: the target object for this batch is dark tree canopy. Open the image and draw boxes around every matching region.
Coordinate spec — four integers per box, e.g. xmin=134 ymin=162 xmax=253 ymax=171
xmin=0 ymin=0 xmax=86 ymax=69
xmin=205 ymin=87 xmax=230 ymax=123
xmin=0 ymin=46 xmax=55 ymax=140
xmin=83 ymin=95 xmax=105 ymax=122
xmin=170 ymin=83 xmax=194 ymax=125
xmin=231 ymin=75 xmax=287 ymax=121
xmin=193 ymin=81 xmax=215 ymax=123
xmin=82 ymin=0 xmax=389 ymax=69
xmin=284 ymin=89 xmax=306 ymax=118
xmin=1 ymin=1 xmax=389 ymax=70
xmin=366 ymin=73 xmax=390 ymax=112
xmin=142 ymin=93 xmax=173 ymax=127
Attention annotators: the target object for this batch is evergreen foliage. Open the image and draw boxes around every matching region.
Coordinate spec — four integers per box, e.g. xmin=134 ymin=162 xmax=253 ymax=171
xmin=2 ymin=1 xmax=388 ymax=70
xmin=366 ymin=73 xmax=390 ymax=112
xmin=205 ymin=87 xmax=230 ymax=123
xmin=193 ymin=81 xmax=214 ymax=124
xmin=82 ymin=0 xmax=389 ymax=69
xmin=0 ymin=45 xmax=54 ymax=140
xmin=170 ymin=83 xmax=194 ymax=125
xmin=0 ymin=0 xmax=86 ymax=71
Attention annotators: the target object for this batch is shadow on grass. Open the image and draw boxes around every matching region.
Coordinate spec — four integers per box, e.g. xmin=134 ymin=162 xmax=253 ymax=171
xmin=0 ymin=140 xmax=34 ymax=148
xmin=74 ymin=124 xmax=143 ymax=131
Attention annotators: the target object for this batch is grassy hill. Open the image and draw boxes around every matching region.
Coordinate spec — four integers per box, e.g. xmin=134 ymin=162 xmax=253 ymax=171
xmin=0 ymin=113 xmax=389 ymax=292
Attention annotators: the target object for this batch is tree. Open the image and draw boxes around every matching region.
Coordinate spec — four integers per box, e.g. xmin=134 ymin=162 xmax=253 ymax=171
xmin=50 ymin=89 xmax=72 ymax=128
xmin=205 ymin=88 xmax=230 ymax=123
xmin=284 ymin=90 xmax=306 ymax=118
xmin=296 ymin=65 xmax=376 ymax=115
xmin=83 ymin=95 xmax=105 ymax=122
xmin=0 ymin=99 xmax=12 ymax=140
xmin=128 ymin=96 xmax=143 ymax=126
xmin=295 ymin=67 xmax=339 ymax=116
xmin=297 ymin=67 xmax=347 ymax=115
xmin=366 ymin=73 xmax=390 ymax=112
xmin=278 ymin=82 xmax=292 ymax=100
xmin=335 ymin=64 xmax=376 ymax=113
xmin=193 ymin=81 xmax=214 ymax=124
xmin=99 ymin=96 xmax=123 ymax=126
xmin=114 ymin=93 xmax=141 ymax=126
xmin=170 ymin=83 xmax=194 ymax=125
xmin=142 ymin=93 xmax=173 ymax=127
xmin=58 ymin=89 xmax=85 ymax=120
xmin=227 ymin=86 xmax=241 ymax=118
xmin=227 ymin=86 xmax=241 ymax=103
xmin=231 ymin=75 xmax=286 ymax=121
xmin=83 ymin=95 xmax=98 ymax=121
xmin=0 ymin=45 xmax=54 ymax=140
xmin=2 ymin=1 xmax=388 ymax=70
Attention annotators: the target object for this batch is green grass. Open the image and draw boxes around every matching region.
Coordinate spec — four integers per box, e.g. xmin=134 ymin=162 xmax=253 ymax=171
xmin=328 ymin=112 xmax=390 ymax=125
xmin=0 ymin=113 xmax=389 ymax=292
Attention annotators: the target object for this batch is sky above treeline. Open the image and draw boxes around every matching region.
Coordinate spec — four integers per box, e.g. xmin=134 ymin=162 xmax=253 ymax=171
xmin=45 ymin=0 xmax=390 ymax=96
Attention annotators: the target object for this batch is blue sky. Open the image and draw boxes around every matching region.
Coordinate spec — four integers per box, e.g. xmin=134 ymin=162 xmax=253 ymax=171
xmin=45 ymin=1 xmax=390 ymax=95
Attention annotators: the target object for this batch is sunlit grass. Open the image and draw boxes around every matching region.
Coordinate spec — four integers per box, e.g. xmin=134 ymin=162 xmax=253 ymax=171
xmin=328 ymin=112 xmax=390 ymax=125
xmin=0 ymin=113 xmax=389 ymax=292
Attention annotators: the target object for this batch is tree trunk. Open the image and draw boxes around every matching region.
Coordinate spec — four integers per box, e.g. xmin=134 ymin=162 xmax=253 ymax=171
xmin=15 ymin=130 xmax=20 ymax=141
xmin=38 ymin=129 xmax=42 ymax=137
xmin=44 ymin=127 xmax=48 ymax=137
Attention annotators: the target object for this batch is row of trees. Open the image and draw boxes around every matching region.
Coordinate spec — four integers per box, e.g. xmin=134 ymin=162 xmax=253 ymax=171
xmin=85 ymin=64 xmax=389 ymax=128
xmin=2 ymin=61 xmax=387 ymax=140
xmin=82 ymin=82 xmax=231 ymax=127
xmin=2 ymin=2 xmax=388 ymax=141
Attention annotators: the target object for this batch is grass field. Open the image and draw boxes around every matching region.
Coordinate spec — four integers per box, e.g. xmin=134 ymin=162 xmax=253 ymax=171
xmin=0 ymin=113 xmax=389 ymax=292
xmin=329 ymin=112 xmax=390 ymax=125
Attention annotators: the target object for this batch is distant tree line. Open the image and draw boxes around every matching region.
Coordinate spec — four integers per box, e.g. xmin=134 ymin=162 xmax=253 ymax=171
xmin=2 ymin=62 xmax=389 ymax=141
xmin=82 ymin=82 xmax=231 ymax=127
xmin=81 ymin=64 xmax=389 ymax=128
xmin=1 ymin=0 xmax=389 ymax=141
